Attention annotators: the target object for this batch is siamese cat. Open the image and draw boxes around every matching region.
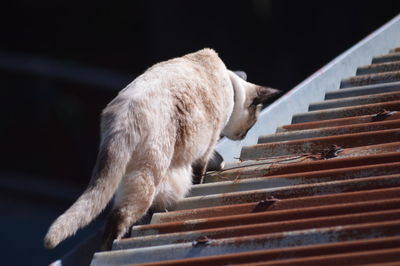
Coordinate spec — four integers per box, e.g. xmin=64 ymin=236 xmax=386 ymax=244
xmin=44 ymin=48 xmax=280 ymax=249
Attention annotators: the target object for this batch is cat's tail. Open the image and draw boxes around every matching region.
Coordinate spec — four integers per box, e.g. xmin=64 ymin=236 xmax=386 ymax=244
xmin=44 ymin=132 xmax=132 ymax=249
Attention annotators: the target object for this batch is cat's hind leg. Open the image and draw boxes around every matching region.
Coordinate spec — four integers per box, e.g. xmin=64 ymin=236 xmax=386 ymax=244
xmin=152 ymin=164 xmax=192 ymax=210
xmin=102 ymin=168 xmax=157 ymax=249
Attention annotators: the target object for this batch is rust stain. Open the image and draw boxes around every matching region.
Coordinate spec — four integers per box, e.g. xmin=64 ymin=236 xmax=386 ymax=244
xmin=138 ymin=236 xmax=400 ymax=266
xmin=341 ymin=70 xmax=400 ymax=88
xmin=140 ymin=198 xmax=400 ymax=237
xmin=207 ymin=150 xmax=400 ymax=182
xmin=280 ymin=112 xmax=400 ymax=132
xmin=296 ymin=100 xmax=400 ymax=123
xmin=154 ymin=187 xmax=400 ymax=224
xmin=357 ymin=61 xmax=400 ymax=75
xmin=241 ymin=129 xmax=400 ymax=159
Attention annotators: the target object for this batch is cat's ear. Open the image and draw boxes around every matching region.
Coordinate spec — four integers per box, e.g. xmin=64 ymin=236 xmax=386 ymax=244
xmin=234 ymin=70 xmax=247 ymax=81
xmin=251 ymin=86 xmax=281 ymax=106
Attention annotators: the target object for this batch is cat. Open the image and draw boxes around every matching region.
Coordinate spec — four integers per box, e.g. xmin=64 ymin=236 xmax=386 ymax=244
xmin=43 ymin=48 xmax=280 ymax=249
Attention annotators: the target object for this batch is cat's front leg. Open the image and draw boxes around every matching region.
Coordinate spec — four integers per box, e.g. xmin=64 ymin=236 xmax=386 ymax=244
xmin=192 ymin=151 xmax=224 ymax=184
xmin=192 ymin=161 xmax=208 ymax=184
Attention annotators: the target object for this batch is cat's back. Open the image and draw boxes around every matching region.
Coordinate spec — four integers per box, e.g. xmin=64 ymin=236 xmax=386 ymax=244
xmin=102 ymin=49 xmax=233 ymax=134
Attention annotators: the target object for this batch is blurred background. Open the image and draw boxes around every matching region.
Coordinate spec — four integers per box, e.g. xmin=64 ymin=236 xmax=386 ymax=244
xmin=1 ymin=1 xmax=399 ymax=265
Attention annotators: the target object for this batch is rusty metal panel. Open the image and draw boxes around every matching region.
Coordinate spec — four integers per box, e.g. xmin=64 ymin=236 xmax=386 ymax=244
xmin=291 ymin=100 xmax=400 ymax=123
xmin=242 ymin=248 xmax=400 ymax=266
xmin=241 ymin=130 xmax=400 ymax=159
xmin=357 ymin=61 xmax=400 ymax=75
xmin=189 ymin=162 xmax=400 ymax=197
xmin=340 ymin=71 xmax=400 ymax=88
xmin=309 ymin=91 xmax=400 ymax=111
xmin=260 ymin=119 xmax=400 ymax=143
xmin=389 ymin=47 xmax=400 ymax=53
xmin=324 ymin=81 xmax=400 ymax=100
xmin=174 ymin=174 xmax=400 ymax=210
xmin=210 ymin=150 xmax=400 ymax=182
xmin=133 ymin=236 xmax=400 ymax=266
xmin=116 ymin=209 xmax=400 ymax=249
xmin=91 ymin=221 xmax=400 ymax=265
xmin=151 ymin=187 xmax=400 ymax=224
xmin=372 ymin=52 xmax=400 ymax=63
xmin=277 ymin=112 xmax=400 ymax=132
xmin=132 ymin=199 xmax=400 ymax=239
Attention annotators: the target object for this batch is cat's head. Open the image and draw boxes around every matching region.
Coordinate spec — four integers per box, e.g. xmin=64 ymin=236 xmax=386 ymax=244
xmin=222 ymin=70 xmax=281 ymax=140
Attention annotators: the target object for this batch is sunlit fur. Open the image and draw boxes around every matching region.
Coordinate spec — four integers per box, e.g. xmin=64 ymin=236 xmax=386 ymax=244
xmin=43 ymin=48 xmax=278 ymax=249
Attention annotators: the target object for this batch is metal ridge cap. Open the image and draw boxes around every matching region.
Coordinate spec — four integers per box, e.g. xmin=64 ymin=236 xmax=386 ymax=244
xmin=216 ymin=13 xmax=400 ymax=162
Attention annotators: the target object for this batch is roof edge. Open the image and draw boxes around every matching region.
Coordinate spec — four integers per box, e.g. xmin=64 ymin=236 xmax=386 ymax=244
xmin=217 ymin=13 xmax=400 ymax=162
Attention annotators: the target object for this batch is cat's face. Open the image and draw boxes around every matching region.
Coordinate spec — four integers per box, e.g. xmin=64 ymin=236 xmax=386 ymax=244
xmin=222 ymin=71 xmax=281 ymax=140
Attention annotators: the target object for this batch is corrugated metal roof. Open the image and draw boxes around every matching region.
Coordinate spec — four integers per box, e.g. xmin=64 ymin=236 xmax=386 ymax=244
xmin=90 ymin=18 xmax=400 ymax=266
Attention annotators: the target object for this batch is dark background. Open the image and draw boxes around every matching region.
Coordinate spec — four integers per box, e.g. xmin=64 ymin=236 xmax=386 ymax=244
xmin=1 ymin=1 xmax=399 ymax=265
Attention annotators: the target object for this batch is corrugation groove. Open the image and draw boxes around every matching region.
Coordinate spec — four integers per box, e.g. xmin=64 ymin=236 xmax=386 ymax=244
xmin=129 ymin=198 xmax=400 ymax=239
xmin=240 ymin=248 xmax=400 ymax=266
xmin=291 ymin=100 xmax=400 ymax=123
xmin=190 ymin=162 xmax=400 ymax=196
xmin=277 ymin=112 xmax=400 ymax=132
xmin=324 ymin=81 xmax=400 ymax=100
xmin=389 ymin=47 xmax=400 ymax=53
xmin=372 ymin=52 xmax=400 ymax=64
xmin=259 ymin=119 xmax=400 ymax=143
xmin=115 ymin=209 xmax=400 ymax=249
xmin=206 ymin=151 xmax=400 ymax=184
xmin=91 ymin=44 xmax=400 ymax=265
xmin=240 ymin=129 xmax=400 ymax=159
xmin=134 ymin=236 xmax=400 ymax=266
xmin=151 ymin=187 xmax=400 ymax=224
xmin=92 ymin=221 xmax=400 ymax=265
xmin=308 ymin=91 xmax=400 ymax=111
xmin=174 ymin=174 xmax=400 ymax=210
xmin=340 ymin=71 xmax=400 ymax=88
xmin=356 ymin=61 xmax=400 ymax=75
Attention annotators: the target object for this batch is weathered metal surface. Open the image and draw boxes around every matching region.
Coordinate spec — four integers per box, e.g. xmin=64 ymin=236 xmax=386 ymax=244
xmin=372 ymin=52 xmax=400 ymax=64
xmin=389 ymin=47 xmax=400 ymax=53
xmin=291 ymin=100 xmax=400 ymax=124
xmin=340 ymin=71 xmax=400 ymax=88
xmin=357 ymin=61 xmax=400 ymax=75
xmin=116 ymin=209 xmax=400 ymax=249
xmin=189 ymin=162 xmax=400 ymax=196
xmin=309 ymin=91 xmax=400 ymax=111
xmin=243 ymin=248 xmax=400 ymax=266
xmin=241 ymin=129 xmax=400 ymax=159
xmin=210 ymin=150 xmax=400 ymax=182
xmin=132 ymin=198 xmax=400 ymax=239
xmin=151 ymin=187 xmax=400 ymax=224
xmin=260 ymin=119 xmax=400 ymax=143
xmin=133 ymin=236 xmax=400 ymax=266
xmin=325 ymin=81 xmax=400 ymax=100
xmin=174 ymin=174 xmax=400 ymax=210
xmin=90 ymin=17 xmax=400 ymax=266
xmin=277 ymin=111 xmax=400 ymax=132
xmin=91 ymin=220 xmax=400 ymax=265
